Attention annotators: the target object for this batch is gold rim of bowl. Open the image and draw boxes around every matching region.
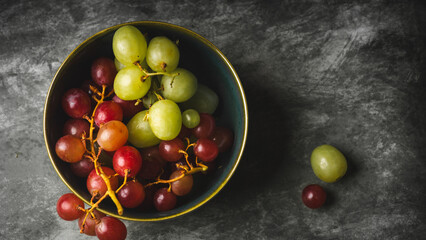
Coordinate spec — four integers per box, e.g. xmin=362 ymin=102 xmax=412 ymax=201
xmin=43 ymin=20 xmax=248 ymax=221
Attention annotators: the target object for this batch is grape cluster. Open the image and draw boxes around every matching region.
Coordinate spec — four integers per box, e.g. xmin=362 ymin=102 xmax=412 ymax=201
xmin=55 ymin=25 xmax=234 ymax=239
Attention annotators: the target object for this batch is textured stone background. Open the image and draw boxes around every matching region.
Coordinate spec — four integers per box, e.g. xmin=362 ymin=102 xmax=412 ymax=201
xmin=1 ymin=0 xmax=426 ymax=239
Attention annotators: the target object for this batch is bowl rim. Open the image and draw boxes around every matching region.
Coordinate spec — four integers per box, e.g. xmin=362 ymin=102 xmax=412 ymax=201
xmin=43 ymin=20 xmax=248 ymax=221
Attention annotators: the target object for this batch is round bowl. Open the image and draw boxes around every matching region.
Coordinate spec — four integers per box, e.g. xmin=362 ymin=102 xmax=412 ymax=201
xmin=43 ymin=21 xmax=248 ymax=221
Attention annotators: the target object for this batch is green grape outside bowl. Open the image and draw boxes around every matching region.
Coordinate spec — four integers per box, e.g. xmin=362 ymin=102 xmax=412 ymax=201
xmin=43 ymin=21 xmax=248 ymax=221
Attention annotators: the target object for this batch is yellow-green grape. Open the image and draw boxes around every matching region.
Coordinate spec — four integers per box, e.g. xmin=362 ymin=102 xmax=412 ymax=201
xmin=148 ymin=99 xmax=182 ymax=140
xmin=114 ymin=58 xmax=127 ymax=71
xmin=146 ymin=36 xmax=179 ymax=72
xmin=127 ymin=110 xmax=161 ymax=148
xmin=180 ymin=84 xmax=218 ymax=114
xmin=114 ymin=65 xmax=151 ymax=100
xmin=182 ymin=109 xmax=200 ymax=129
xmin=161 ymin=68 xmax=197 ymax=103
xmin=113 ymin=25 xmax=147 ymax=65
xmin=311 ymin=145 xmax=347 ymax=183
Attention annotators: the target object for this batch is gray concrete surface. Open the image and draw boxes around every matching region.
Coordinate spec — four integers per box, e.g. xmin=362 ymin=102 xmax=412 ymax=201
xmin=1 ymin=0 xmax=426 ymax=239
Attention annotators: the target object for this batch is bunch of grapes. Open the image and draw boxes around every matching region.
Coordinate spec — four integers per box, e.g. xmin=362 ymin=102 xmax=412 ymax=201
xmin=55 ymin=25 xmax=234 ymax=239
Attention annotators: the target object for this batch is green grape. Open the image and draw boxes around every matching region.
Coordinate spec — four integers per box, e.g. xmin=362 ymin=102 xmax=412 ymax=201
xmin=182 ymin=109 xmax=200 ymax=129
xmin=311 ymin=145 xmax=347 ymax=183
xmin=146 ymin=36 xmax=179 ymax=72
xmin=114 ymin=65 xmax=151 ymax=101
xmin=161 ymin=68 xmax=197 ymax=103
xmin=142 ymin=91 xmax=158 ymax=109
xmin=180 ymin=84 xmax=218 ymax=114
xmin=113 ymin=25 xmax=147 ymax=65
xmin=127 ymin=110 xmax=161 ymax=148
xmin=114 ymin=58 xmax=127 ymax=71
xmin=148 ymin=99 xmax=182 ymax=140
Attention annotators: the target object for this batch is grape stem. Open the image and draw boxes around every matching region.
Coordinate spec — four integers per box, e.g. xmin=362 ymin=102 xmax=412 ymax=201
xmin=79 ymin=84 xmax=125 ymax=234
xmin=144 ymin=142 xmax=208 ymax=188
xmin=134 ymin=61 xmax=179 ymax=80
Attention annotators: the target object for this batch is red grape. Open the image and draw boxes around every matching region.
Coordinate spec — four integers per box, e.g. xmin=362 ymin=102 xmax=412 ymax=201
xmin=56 ymin=193 xmax=84 ymax=221
xmin=193 ymin=138 xmax=218 ymax=162
xmin=192 ymin=113 xmax=215 ymax=139
xmin=159 ymin=138 xmax=185 ymax=162
xmin=62 ymin=88 xmax=91 ymax=118
xmin=87 ymin=167 xmax=118 ymax=197
xmin=77 ymin=209 xmax=106 ymax=236
xmin=138 ymin=146 xmax=165 ymax=180
xmin=80 ymin=79 xmax=102 ymax=96
xmin=117 ymin=181 xmax=145 ymax=208
xmin=210 ymin=127 xmax=233 ymax=152
xmin=302 ymin=184 xmax=327 ymax=209
xmin=70 ymin=157 xmax=94 ymax=178
xmin=153 ymin=188 xmax=177 ymax=212
xmin=94 ymin=101 xmax=123 ymax=127
xmin=97 ymin=120 xmax=128 ymax=151
xmin=170 ymin=170 xmax=193 ymax=196
xmin=55 ymin=135 xmax=86 ymax=163
xmin=95 ymin=216 xmax=127 ymax=240
xmin=112 ymin=95 xmax=143 ymax=119
xmin=178 ymin=125 xmax=191 ymax=139
xmin=63 ymin=119 xmax=90 ymax=138
xmin=91 ymin=57 xmax=117 ymax=87
xmin=113 ymin=146 xmax=142 ymax=177
xmin=137 ymin=186 xmax=156 ymax=211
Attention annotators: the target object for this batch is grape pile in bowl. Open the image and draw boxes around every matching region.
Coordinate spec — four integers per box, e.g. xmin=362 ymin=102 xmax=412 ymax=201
xmin=44 ymin=21 xmax=247 ymax=230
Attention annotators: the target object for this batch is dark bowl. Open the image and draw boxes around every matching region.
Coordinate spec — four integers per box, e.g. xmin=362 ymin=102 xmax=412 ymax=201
xmin=43 ymin=21 xmax=248 ymax=221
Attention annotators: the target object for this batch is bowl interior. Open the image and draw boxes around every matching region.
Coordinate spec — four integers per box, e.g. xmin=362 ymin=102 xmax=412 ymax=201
xmin=44 ymin=21 xmax=247 ymax=221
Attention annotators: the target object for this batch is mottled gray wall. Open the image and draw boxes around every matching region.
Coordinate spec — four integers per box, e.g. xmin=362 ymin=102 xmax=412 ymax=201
xmin=1 ymin=0 xmax=426 ymax=239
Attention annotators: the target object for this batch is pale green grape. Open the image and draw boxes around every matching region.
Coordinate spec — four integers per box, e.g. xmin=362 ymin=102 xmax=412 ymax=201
xmin=146 ymin=36 xmax=179 ymax=72
xmin=127 ymin=110 xmax=161 ymax=148
xmin=113 ymin=25 xmax=147 ymax=65
xmin=161 ymin=68 xmax=197 ymax=103
xmin=180 ymin=84 xmax=218 ymax=114
xmin=142 ymin=91 xmax=158 ymax=109
xmin=148 ymin=100 xmax=182 ymax=140
xmin=182 ymin=109 xmax=200 ymax=129
xmin=311 ymin=145 xmax=347 ymax=183
xmin=114 ymin=58 xmax=127 ymax=71
xmin=114 ymin=65 xmax=151 ymax=100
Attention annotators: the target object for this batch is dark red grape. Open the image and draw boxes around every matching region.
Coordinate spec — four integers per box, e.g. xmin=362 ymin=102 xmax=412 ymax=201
xmin=77 ymin=209 xmax=106 ymax=236
xmin=302 ymin=184 xmax=327 ymax=209
xmin=210 ymin=127 xmax=234 ymax=152
xmin=87 ymin=167 xmax=118 ymax=197
xmin=62 ymin=88 xmax=91 ymax=118
xmin=192 ymin=113 xmax=215 ymax=139
xmin=70 ymin=157 xmax=94 ymax=178
xmin=95 ymin=216 xmax=127 ymax=240
xmin=138 ymin=147 xmax=165 ymax=180
xmin=112 ymin=95 xmax=143 ymax=119
xmin=159 ymin=138 xmax=185 ymax=162
xmin=91 ymin=57 xmax=117 ymax=87
xmin=55 ymin=135 xmax=86 ymax=163
xmin=94 ymin=101 xmax=123 ymax=127
xmin=117 ymin=181 xmax=145 ymax=208
xmin=63 ymin=119 xmax=90 ymax=138
xmin=80 ymin=79 xmax=102 ymax=95
xmin=113 ymin=146 xmax=142 ymax=177
xmin=178 ymin=125 xmax=191 ymax=139
xmin=170 ymin=170 xmax=193 ymax=196
xmin=153 ymin=188 xmax=177 ymax=212
xmin=56 ymin=193 xmax=84 ymax=221
xmin=194 ymin=138 xmax=218 ymax=162
xmin=137 ymin=186 xmax=156 ymax=211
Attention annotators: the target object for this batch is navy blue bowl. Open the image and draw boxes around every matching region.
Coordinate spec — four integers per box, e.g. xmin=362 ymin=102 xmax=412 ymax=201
xmin=44 ymin=21 xmax=248 ymax=221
